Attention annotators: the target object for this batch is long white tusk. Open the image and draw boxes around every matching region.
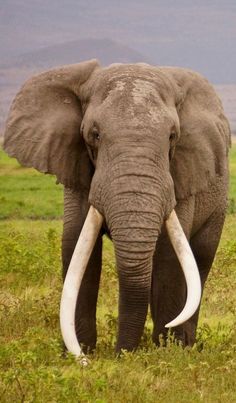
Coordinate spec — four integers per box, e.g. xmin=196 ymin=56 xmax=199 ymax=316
xmin=60 ymin=206 xmax=103 ymax=361
xmin=165 ymin=210 xmax=201 ymax=328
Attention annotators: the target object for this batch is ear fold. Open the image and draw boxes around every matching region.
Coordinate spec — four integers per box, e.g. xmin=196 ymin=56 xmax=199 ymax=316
xmin=3 ymin=59 xmax=99 ymax=189
xmin=163 ymin=67 xmax=231 ymax=200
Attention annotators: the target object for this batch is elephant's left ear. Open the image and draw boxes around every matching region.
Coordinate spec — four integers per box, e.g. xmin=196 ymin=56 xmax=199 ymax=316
xmin=3 ymin=59 xmax=100 ymax=189
xmin=164 ymin=67 xmax=231 ymax=200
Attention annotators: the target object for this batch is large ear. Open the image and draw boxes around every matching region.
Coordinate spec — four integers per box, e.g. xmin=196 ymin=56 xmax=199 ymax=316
xmin=3 ymin=59 xmax=100 ymax=190
xmin=163 ymin=67 xmax=231 ymax=200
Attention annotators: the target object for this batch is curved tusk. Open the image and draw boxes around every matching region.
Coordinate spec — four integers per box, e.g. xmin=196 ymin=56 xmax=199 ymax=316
xmin=60 ymin=206 xmax=103 ymax=361
xmin=165 ymin=210 xmax=201 ymax=328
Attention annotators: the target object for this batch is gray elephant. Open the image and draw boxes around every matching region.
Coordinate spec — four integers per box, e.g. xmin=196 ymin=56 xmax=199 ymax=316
xmin=3 ymin=60 xmax=230 ymax=355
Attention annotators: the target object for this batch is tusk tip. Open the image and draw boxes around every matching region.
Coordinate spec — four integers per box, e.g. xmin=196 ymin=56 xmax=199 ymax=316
xmin=79 ymin=356 xmax=89 ymax=366
xmin=165 ymin=209 xmax=202 ymax=331
xmin=165 ymin=321 xmax=176 ymax=328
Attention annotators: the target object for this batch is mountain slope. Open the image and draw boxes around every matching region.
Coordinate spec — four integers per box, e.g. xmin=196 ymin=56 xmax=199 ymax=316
xmin=9 ymin=38 xmax=148 ymax=68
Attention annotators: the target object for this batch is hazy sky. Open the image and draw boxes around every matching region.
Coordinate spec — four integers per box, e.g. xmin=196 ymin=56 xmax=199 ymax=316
xmin=0 ymin=0 xmax=236 ymax=83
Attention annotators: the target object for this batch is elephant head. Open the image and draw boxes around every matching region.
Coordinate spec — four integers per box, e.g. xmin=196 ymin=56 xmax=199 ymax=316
xmin=3 ymin=60 xmax=230 ymax=357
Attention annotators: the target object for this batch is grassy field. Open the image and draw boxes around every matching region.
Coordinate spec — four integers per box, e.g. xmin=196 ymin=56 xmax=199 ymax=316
xmin=0 ymin=146 xmax=236 ymax=402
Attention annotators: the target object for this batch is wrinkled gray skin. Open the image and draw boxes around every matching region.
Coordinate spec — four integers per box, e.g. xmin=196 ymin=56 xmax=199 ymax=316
xmin=3 ymin=60 xmax=230 ymax=353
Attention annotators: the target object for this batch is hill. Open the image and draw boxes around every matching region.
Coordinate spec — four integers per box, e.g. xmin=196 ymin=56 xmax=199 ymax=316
xmin=2 ymin=38 xmax=147 ymax=69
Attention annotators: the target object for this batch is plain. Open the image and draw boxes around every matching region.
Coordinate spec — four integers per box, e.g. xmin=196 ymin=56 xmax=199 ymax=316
xmin=0 ymin=145 xmax=235 ymax=402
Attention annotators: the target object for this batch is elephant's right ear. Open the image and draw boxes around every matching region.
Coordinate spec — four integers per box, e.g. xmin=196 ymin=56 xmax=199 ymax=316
xmin=3 ymin=59 xmax=100 ymax=189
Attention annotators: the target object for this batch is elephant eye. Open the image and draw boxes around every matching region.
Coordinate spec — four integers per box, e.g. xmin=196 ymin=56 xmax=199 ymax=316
xmin=169 ymin=132 xmax=175 ymax=142
xmin=92 ymin=128 xmax=100 ymax=141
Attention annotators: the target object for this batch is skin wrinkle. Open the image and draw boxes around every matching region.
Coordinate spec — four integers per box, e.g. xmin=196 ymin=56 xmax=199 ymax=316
xmin=101 ymin=176 xmax=173 ymax=239
xmin=99 ymin=166 xmax=165 ymax=198
xmin=106 ymin=156 xmax=162 ymax=169
xmin=104 ymin=215 xmax=161 ymax=233
xmin=103 ymin=192 xmax=166 ymax=220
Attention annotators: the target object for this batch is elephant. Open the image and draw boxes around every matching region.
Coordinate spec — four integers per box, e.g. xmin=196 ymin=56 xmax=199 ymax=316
xmin=3 ymin=60 xmax=231 ymax=356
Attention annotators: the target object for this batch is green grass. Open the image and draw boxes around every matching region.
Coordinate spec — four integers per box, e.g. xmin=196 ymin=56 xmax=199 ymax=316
xmin=0 ymin=146 xmax=236 ymax=402
xmin=0 ymin=150 xmax=63 ymax=219
xmin=0 ymin=146 xmax=235 ymax=220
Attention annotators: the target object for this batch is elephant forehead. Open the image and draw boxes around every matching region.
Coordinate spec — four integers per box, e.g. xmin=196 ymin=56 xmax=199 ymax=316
xmin=99 ymin=78 xmax=169 ymax=125
xmin=114 ymin=80 xmax=126 ymax=91
xmin=132 ymin=79 xmax=160 ymax=104
xmin=105 ymin=77 xmax=159 ymax=99
xmin=101 ymin=77 xmax=162 ymax=107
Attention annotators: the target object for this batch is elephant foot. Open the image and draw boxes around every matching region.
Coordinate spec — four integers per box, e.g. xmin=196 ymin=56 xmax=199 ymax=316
xmin=75 ymin=318 xmax=97 ymax=354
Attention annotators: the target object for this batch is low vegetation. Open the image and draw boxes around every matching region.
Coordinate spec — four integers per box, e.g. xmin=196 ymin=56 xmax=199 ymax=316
xmin=0 ymin=146 xmax=235 ymax=402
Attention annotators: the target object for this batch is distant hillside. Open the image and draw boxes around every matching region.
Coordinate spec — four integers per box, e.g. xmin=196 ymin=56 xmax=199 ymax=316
xmin=1 ymin=38 xmax=148 ymax=69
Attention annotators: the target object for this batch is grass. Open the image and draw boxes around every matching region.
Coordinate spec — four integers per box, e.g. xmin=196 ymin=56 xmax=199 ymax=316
xmin=0 ymin=146 xmax=236 ymax=402
xmin=0 ymin=150 xmax=63 ymax=219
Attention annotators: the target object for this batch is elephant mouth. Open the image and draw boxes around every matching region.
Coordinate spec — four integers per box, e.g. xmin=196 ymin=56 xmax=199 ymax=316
xmin=60 ymin=206 xmax=201 ymax=361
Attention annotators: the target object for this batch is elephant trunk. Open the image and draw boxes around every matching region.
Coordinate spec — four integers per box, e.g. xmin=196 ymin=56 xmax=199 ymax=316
xmin=101 ymin=162 xmax=172 ymax=351
xmin=112 ymin=226 xmax=160 ymax=352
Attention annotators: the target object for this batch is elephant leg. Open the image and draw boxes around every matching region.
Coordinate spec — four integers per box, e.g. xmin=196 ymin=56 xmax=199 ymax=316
xmin=151 ymin=198 xmax=195 ymax=346
xmin=62 ymin=188 xmax=102 ymax=352
xmin=182 ymin=208 xmax=226 ymax=346
xmin=151 ymin=204 xmax=226 ymax=347
xmin=151 ymin=230 xmax=187 ymax=345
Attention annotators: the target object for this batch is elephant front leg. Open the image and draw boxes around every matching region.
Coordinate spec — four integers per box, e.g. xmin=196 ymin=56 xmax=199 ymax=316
xmin=74 ymin=236 xmax=102 ymax=352
xmin=151 ymin=199 xmax=195 ymax=346
xmin=184 ymin=207 xmax=226 ymax=346
xmin=151 ymin=202 xmax=226 ymax=347
xmin=62 ymin=188 xmax=102 ymax=353
xmin=151 ymin=231 xmax=187 ymax=346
